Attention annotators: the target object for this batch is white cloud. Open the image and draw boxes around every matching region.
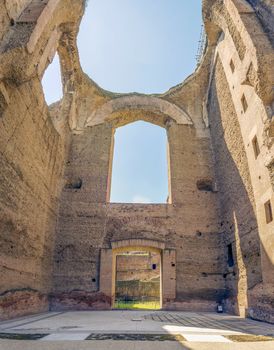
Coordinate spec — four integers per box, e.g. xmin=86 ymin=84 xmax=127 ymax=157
xmin=132 ymin=195 xmax=152 ymax=203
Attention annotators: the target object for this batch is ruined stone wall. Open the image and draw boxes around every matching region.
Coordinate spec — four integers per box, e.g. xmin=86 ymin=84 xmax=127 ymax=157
xmin=208 ymin=57 xmax=262 ymax=316
xmin=116 ymin=254 xmax=160 ymax=300
xmin=0 ymin=0 xmax=31 ymax=41
xmin=0 ymin=0 xmax=273 ymax=323
xmin=207 ymin=0 xmax=274 ymax=322
xmin=247 ymin=0 xmax=274 ymax=45
xmin=53 ymin=123 xmax=113 ymax=297
xmin=116 ymin=280 xmax=160 ymax=300
xmin=0 ymin=0 xmax=83 ymax=320
xmin=50 ymin=0 xmax=273 ymax=321
xmin=116 ymin=253 xmax=160 ymax=282
xmin=0 ymin=77 xmax=65 ymax=319
xmin=52 ymin=121 xmax=225 ymax=311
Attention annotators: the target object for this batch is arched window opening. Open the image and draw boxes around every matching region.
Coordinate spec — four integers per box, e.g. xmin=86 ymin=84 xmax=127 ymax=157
xmin=78 ymin=0 xmax=203 ymax=93
xmin=109 ymin=121 xmax=169 ymax=204
xmin=42 ymin=53 xmax=63 ymax=105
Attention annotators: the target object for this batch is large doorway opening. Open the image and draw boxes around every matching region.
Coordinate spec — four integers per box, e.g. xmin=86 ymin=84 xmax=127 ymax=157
xmin=114 ymin=249 xmax=161 ymax=310
xmin=99 ymin=240 xmax=176 ymax=309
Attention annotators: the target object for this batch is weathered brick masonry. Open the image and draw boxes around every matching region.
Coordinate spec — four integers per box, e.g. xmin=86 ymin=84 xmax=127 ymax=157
xmin=0 ymin=0 xmax=273 ymax=322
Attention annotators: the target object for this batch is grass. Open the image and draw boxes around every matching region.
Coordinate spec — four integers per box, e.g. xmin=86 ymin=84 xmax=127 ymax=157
xmin=114 ymin=300 xmax=161 ymax=310
xmin=224 ymin=334 xmax=274 ymax=342
xmin=86 ymin=333 xmax=185 ymax=341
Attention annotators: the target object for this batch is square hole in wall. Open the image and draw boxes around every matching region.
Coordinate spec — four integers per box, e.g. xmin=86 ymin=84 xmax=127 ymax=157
xmin=264 ymin=200 xmax=273 ymax=224
xmin=196 ymin=178 xmax=214 ymax=192
xmin=227 ymin=243 xmax=234 ymax=267
xmin=241 ymin=94 xmax=248 ymax=113
xmin=65 ymin=177 xmax=82 ymax=190
xmin=252 ymin=135 xmax=260 ymax=159
xmin=230 ymin=59 xmax=235 ymax=73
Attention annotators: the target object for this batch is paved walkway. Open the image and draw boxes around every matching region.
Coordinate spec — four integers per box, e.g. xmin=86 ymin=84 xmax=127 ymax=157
xmin=0 ymin=311 xmax=273 ymax=349
xmin=1 ymin=339 xmax=274 ymax=350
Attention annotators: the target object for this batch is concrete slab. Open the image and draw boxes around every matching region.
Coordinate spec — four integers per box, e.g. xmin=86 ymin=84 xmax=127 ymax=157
xmin=41 ymin=332 xmax=90 ymax=341
xmin=0 ymin=310 xmax=274 ymax=346
xmin=183 ymin=334 xmax=232 ymax=342
xmin=0 ymin=340 xmax=274 ymax=350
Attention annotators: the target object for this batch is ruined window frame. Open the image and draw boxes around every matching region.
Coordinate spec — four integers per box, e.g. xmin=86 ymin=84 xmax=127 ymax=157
xmin=106 ymin=122 xmax=171 ymax=204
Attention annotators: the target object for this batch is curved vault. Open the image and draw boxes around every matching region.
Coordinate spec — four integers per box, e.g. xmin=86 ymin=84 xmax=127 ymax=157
xmin=85 ymin=95 xmax=193 ymax=128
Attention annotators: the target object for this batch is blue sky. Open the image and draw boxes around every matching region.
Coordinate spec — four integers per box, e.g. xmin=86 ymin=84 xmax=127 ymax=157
xmin=110 ymin=121 xmax=168 ymax=203
xmin=42 ymin=0 xmax=202 ymax=203
xmin=79 ymin=0 xmax=202 ymax=93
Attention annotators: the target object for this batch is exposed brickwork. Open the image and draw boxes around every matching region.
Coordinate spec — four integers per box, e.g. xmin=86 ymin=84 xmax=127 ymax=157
xmin=116 ymin=253 xmax=160 ymax=282
xmin=50 ymin=291 xmax=111 ymax=311
xmin=0 ymin=78 xmax=66 ymax=319
xmin=247 ymin=0 xmax=274 ymax=45
xmin=53 ymin=122 xmax=224 ymax=310
xmin=0 ymin=0 xmax=273 ymax=322
xmin=208 ymin=57 xmax=262 ymax=315
xmin=0 ymin=0 xmax=31 ymax=41
xmin=0 ymin=289 xmax=48 ymax=320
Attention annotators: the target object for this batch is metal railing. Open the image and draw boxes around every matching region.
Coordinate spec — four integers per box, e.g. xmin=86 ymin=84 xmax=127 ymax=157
xmin=196 ymin=25 xmax=207 ymax=66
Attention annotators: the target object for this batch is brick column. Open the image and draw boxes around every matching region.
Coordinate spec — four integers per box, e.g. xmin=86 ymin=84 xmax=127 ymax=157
xmin=99 ymin=249 xmax=113 ymax=301
xmin=162 ymin=249 xmax=176 ymax=305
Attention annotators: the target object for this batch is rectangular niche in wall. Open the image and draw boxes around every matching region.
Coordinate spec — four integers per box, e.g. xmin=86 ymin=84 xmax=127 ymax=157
xmin=227 ymin=243 xmax=234 ymax=267
xmin=264 ymin=200 xmax=273 ymax=224
xmin=241 ymin=94 xmax=248 ymax=113
xmin=252 ymin=135 xmax=260 ymax=159
xmin=230 ymin=59 xmax=235 ymax=73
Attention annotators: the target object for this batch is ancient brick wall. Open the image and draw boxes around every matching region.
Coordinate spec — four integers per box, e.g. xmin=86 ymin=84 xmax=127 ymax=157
xmin=246 ymin=0 xmax=274 ymax=45
xmin=116 ymin=253 xmax=160 ymax=282
xmin=0 ymin=0 xmax=31 ymax=41
xmin=0 ymin=0 xmax=273 ymax=323
xmin=52 ymin=118 xmax=225 ymax=311
xmin=208 ymin=57 xmax=262 ymax=316
xmin=115 ymin=253 xmax=160 ymax=300
xmin=0 ymin=0 xmax=82 ymax=320
xmin=53 ymin=124 xmax=113 ymax=295
xmin=0 ymin=77 xmax=66 ymax=319
xmin=206 ymin=0 xmax=274 ymax=322
xmin=116 ymin=280 xmax=160 ymax=300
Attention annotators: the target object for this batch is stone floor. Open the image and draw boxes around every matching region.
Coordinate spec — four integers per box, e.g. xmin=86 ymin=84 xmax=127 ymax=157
xmin=0 ymin=311 xmax=273 ymax=349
